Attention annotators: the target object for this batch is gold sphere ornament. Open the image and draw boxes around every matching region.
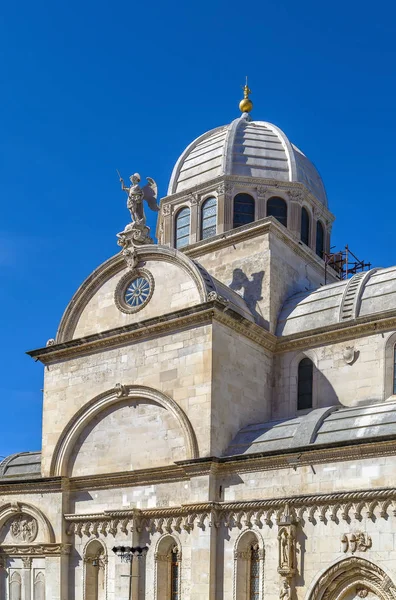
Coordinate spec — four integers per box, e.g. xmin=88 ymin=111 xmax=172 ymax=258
xmin=239 ymin=97 xmax=253 ymax=113
xmin=239 ymin=77 xmax=253 ymax=113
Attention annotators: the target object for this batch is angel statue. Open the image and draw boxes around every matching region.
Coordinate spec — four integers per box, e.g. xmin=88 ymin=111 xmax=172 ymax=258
xmin=118 ymin=172 xmax=159 ymax=227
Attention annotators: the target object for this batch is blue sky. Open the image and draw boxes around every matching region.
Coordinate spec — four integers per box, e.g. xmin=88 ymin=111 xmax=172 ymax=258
xmin=0 ymin=0 xmax=395 ymax=458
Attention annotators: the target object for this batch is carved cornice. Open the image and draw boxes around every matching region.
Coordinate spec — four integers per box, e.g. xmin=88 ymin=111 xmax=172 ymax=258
xmin=63 ymin=486 xmax=396 ymax=538
xmin=276 ymin=310 xmax=396 ymax=353
xmin=0 ymin=543 xmax=71 ymax=556
xmin=27 ymin=302 xmax=276 ymax=365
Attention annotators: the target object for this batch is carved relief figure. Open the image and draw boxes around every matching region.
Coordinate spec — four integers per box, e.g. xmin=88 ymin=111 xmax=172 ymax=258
xmin=280 ymin=579 xmax=292 ymax=600
xmin=10 ymin=515 xmax=38 ymax=543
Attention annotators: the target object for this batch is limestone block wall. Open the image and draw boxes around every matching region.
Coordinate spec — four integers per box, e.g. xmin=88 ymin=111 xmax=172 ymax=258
xmin=194 ymin=233 xmax=271 ymax=328
xmin=268 ymin=231 xmax=336 ymax=333
xmin=41 ymin=325 xmax=212 ymax=476
xmin=274 ymin=331 xmax=392 ymax=420
xmin=219 ymin=454 xmax=396 ymax=502
xmin=70 ymin=479 xmax=192 ymax=514
xmin=72 ymin=259 xmax=201 ymax=339
xmin=211 ymin=321 xmax=272 ymax=456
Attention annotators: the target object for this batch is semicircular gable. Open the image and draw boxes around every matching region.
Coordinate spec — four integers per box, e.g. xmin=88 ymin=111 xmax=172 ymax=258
xmin=0 ymin=502 xmax=54 ymax=543
xmin=56 ymin=245 xmax=216 ymax=342
xmin=50 ymin=384 xmax=199 ymax=477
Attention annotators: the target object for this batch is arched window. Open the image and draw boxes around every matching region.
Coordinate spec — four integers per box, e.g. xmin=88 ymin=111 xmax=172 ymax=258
xmin=316 ymin=221 xmax=325 ymax=258
xmin=84 ymin=540 xmax=106 ymax=600
xmin=298 ymin=358 xmax=313 ymax=410
xmin=156 ymin=537 xmax=181 ymax=600
xmin=175 ymin=207 xmax=190 ymax=249
xmin=301 ymin=207 xmax=310 ymax=246
xmin=201 ymin=197 xmax=217 ymax=240
xmin=171 ymin=547 xmax=179 ymax=600
xmin=233 ymin=193 xmax=255 ymax=228
xmin=10 ymin=572 xmax=21 ymax=600
xmin=235 ymin=532 xmax=263 ymax=600
xmin=34 ymin=572 xmax=46 ymax=600
xmin=393 ymin=344 xmax=396 ymax=395
xmin=250 ymin=544 xmax=260 ymax=600
xmin=267 ymin=197 xmax=287 ymax=227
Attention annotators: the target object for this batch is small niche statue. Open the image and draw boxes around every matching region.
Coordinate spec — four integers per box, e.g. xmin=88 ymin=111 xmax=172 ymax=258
xmin=117 ymin=170 xmax=159 ymax=245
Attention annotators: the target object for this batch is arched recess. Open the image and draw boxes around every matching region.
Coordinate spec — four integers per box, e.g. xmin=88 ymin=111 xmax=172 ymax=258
xmin=56 ymin=245 xmax=216 ymax=343
xmin=50 ymin=385 xmax=199 ymax=477
xmin=306 ymin=557 xmax=396 ymax=600
xmin=154 ymin=535 xmax=182 ymax=600
xmin=9 ymin=571 xmax=21 ymax=600
xmin=0 ymin=502 xmax=54 ymax=543
xmin=84 ymin=539 xmax=107 ymax=600
xmin=233 ymin=530 xmax=264 ymax=600
xmin=34 ymin=572 xmax=46 ymax=600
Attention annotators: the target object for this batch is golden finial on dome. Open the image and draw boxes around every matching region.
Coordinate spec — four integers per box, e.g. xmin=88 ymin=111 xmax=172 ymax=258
xmin=239 ymin=76 xmax=253 ymax=114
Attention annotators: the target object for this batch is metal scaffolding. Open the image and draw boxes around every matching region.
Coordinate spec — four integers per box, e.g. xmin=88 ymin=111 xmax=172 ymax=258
xmin=324 ymin=245 xmax=371 ymax=283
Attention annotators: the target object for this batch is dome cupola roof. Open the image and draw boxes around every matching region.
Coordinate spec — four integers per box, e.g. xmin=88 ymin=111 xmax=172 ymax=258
xmin=168 ymin=113 xmax=328 ymax=207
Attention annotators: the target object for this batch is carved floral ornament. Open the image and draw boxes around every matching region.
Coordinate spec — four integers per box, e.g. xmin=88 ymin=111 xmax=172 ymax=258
xmin=64 ymin=489 xmax=396 ymax=539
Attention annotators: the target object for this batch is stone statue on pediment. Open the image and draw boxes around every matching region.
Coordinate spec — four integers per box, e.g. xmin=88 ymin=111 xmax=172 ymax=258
xmin=117 ymin=171 xmax=159 ymax=245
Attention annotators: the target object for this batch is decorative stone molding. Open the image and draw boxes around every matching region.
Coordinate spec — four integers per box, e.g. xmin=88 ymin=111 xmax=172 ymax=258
xmin=21 ymin=557 xmax=32 ymax=568
xmin=0 ymin=544 xmax=71 ymax=556
xmin=114 ymin=268 xmax=155 ymax=314
xmin=161 ymin=204 xmax=171 ymax=216
xmin=309 ymin=557 xmax=396 ymax=600
xmin=63 ymin=486 xmax=396 ymax=538
xmin=343 ymin=346 xmax=357 ymax=365
xmin=341 ymin=533 xmax=372 ymax=553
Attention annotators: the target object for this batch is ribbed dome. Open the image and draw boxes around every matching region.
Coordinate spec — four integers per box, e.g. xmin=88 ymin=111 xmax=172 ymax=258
xmin=168 ymin=113 xmax=328 ymax=207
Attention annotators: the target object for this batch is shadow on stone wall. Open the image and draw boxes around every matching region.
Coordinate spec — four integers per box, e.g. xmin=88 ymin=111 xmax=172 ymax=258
xmin=229 ymin=268 xmax=268 ymax=328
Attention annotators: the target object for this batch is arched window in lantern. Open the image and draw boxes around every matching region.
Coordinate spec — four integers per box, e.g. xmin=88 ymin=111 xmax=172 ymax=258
xmin=233 ymin=193 xmax=255 ymax=228
xmin=174 ymin=207 xmax=191 ymax=249
xmin=316 ymin=221 xmax=325 ymax=258
xmin=301 ymin=207 xmax=310 ymax=246
xmin=297 ymin=357 xmax=313 ymax=410
xmin=267 ymin=197 xmax=287 ymax=227
xmin=201 ymin=197 xmax=217 ymax=240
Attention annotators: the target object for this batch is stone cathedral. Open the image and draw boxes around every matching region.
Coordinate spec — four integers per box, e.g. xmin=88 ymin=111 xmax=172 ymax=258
xmin=2 ymin=85 xmax=396 ymax=600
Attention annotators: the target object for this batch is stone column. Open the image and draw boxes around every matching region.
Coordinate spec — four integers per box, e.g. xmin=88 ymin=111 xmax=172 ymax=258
xmin=217 ymin=188 xmax=226 ymax=234
xmin=190 ymin=195 xmax=199 ymax=244
xmin=257 ymin=187 xmax=268 ymax=220
xmin=161 ymin=205 xmax=172 ymax=246
xmin=22 ymin=557 xmax=32 ymax=600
